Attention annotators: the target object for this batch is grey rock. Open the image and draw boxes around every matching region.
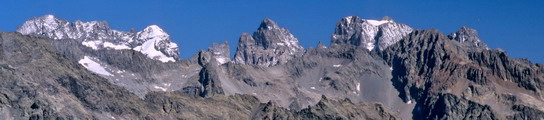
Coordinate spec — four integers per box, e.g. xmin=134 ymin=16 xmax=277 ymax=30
xmin=234 ymin=18 xmax=303 ymax=67
xmin=317 ymin=41 xmax=326 ymax=48
xmin=414 ymin=94 xmax=499 ymax=120
xmin=448 ymin=26 xmax=489 ymax=49
xmin=208 ymin=41 xmax=230 ymax=64
xmin=381 ymin=29 xmax=544 ymax=119
xmin=251 ymin=95 xmax=401 ymax=120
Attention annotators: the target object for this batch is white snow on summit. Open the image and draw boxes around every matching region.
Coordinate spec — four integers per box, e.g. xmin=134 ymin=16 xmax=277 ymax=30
xmin=133 ymin=25 xmax=176 ymax=63
xmin=78 ymin=56 xmax=113 ymax=76
xmin=137 ymin=25 xmax=169 ymax=40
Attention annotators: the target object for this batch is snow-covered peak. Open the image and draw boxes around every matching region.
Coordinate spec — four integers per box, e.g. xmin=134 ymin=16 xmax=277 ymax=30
xmin=332 ymin=16 xmax=413 ymax=51
xmin=133 ymin=25 xmax=179 ymax=63
xmin=43 ymin=14 xmax=56 ymax=23
xmin=17 ymin=15 xmax=180 ymax=62
xmin=138 ymin=25 xmax=169 ymax=40
xmin=17 ymin=14 xmax=68 ymax=36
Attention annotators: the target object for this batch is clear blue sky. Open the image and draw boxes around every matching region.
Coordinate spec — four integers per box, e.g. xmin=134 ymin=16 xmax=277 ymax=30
xmin=1 ymin=0 xmax=542 ymax=63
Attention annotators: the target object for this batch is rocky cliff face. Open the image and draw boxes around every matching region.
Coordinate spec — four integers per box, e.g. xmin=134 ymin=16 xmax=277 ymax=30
xmin=234 ymin=19 xmax=303 ymax=67
xmin=331 ymin=16 xmax=413 ymax=51
xmin=381 ymin=29 xmax=544 ymax=119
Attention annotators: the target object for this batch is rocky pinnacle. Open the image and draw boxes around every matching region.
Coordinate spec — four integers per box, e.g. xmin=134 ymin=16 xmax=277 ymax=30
xmin=234 ymin=18 xmax=303 ymax=67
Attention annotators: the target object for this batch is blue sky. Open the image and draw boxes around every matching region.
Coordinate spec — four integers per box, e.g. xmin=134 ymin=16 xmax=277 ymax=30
xmin=1 ymin=0 xmax=542 ymax=63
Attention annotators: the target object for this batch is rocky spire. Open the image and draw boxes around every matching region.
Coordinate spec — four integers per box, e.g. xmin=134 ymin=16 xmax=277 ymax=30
xmin=234 ymin=19 xmax=303 ymax=67
xmin=448 ymin=26 xmax=488 ymax=49
xmin=331 ymin=16 xmax=413 ymax=51
xmin=258 ymin=18 xmax=279 ymax=30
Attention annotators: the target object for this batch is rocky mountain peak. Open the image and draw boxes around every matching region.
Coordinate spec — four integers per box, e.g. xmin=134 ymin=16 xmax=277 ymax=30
xmin=448 ymin=26 xmax=488 ymax=49
xmin=17 ymin=14 xmax=68 ymax=37
xmin=138 ymin=25 xmax=169 ymax=40
xmin=331 ymin=16 xmax=413 ymax=51
xmin=234 ymin=19 xmax=303 ymax=66
xmin=259 ymin=18 xmax=279 ymax=30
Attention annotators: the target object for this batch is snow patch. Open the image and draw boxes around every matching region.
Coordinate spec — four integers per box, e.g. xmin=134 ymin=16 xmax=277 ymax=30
xmin=356 ymin=83 xmax=360 ymax=92
xmin=333 ymin=64 xmax=342 ymax=67
xmin=366 ymin=42 xmax=374 ymax=51
xmin=153 ymin=85 xmax=168 ymax=91
xmin=389 ymin=67 xmax=393 ymax=70
xmin=216 ymin=57 xmax=229 ymax=64
xmin=103 ymin=42 xmax=130 ymax=50
xmin=345 ymin=16 xmax=353 ymax=25
xmin=310 ymin=87 xmax=316 ymax=90
xmin=154 ymin=83 xmax=171 ymax=91
xmin=366 ymin=19 xmax=393 ymax=26
xmin=81 ymin=40 xmax=102 ymax=50
xmin=78 ymin=56 xmax=112 ymax=76
xmin=407 ymin=100 xmax=413 ymax=104
xmin=133 ymin=39 xmax=175 ymax=63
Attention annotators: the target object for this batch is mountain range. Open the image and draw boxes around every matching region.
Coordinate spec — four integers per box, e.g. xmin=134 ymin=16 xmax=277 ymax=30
xmin=0 ymin=14 xmax=542 ymax=119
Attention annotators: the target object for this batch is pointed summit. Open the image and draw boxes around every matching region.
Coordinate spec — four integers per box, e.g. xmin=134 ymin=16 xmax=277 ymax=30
xmin=234 ymin=19 xmax=303 ymax=66
xmin=17 ymin=14 xmax=69 ymax=36
xmin=137 ymin=25 xmax=169 ymax=40
xmin=259 ymin=18 xmax=279 ymax=30
xmin=317 ymin=41 xmax=327 ymax=48
xmin=134 ymin=25 xmax=178 ymax=62
xmin=448 ymin=26 xmax=488 ymax=49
